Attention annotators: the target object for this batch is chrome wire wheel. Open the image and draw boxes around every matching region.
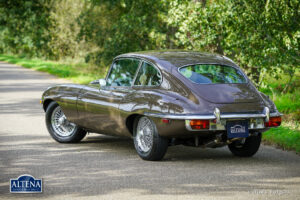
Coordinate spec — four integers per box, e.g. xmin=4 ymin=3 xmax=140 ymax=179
xmin=51 ymin=106 xmax=76 ymax=137
xmin=136 ymin=116 xmax=154 ymax=153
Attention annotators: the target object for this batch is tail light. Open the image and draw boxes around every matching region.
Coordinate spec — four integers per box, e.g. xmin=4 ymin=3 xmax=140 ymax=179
xmin=162 ymin=118 xmax=170 ymax=123
xmin=190 ymin=119 xmax=210 ymax=130
xmin=265 ymin=116 xmax=281 ymax=127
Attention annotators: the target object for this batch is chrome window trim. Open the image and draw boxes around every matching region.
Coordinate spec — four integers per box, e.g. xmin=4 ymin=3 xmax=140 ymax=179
xmin=132 ymin=60 xmax=163 ymax=87
xmin=131 ymin=60 xmax=143 ymax=86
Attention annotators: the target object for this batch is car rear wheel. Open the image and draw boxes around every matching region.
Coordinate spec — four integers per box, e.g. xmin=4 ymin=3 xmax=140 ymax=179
xmin=45 ymin=101 xmax=86 ymax=143
xmin=228 ymin=133 xmax=261 ymax=157
xmin=133 ymin=116 xmax=168 ymax=161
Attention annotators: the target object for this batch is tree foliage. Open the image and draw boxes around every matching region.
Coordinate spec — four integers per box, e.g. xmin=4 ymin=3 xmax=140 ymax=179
xmin=167 ymin=0 xmax=300 ymax=84
xmin=0 ymin=0 xmax=53 ymax=57
xmin=0 ymin=0 xmax=298 ymax=87
xmin=78 ymin=0 xmax=170 ymax=64
xmin=47 ymin=0 xmax=87 ymax=60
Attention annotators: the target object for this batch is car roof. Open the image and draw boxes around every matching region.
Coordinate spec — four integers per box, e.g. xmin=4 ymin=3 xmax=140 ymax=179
xmin=115 ymin=50 xmax=237 ymax=69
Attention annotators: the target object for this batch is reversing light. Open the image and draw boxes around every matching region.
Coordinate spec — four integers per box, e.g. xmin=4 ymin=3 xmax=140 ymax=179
xmin=265 ymin=116 xmax=281 ymax=127
xmin=190 ymin=119 xmax=210 ymax=130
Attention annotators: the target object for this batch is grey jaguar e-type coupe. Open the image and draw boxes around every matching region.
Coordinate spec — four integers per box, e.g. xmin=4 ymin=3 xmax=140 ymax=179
xmin=41 ymin=51 xmax=282 ymax=161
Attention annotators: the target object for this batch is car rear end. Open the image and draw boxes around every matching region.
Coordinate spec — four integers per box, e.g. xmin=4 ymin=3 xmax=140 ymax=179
xmin=150 ymin=61 xmax=282 ymax=155
xmin=177 ymin=63 xmax=282 ymax=135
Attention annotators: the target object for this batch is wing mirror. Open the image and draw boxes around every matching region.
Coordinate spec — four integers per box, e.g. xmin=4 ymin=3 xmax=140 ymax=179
xmin=99 ymin=79 xmax=107 ymax=87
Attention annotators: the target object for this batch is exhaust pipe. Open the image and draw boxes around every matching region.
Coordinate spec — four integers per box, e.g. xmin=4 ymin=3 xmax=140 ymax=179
xmin=202 ymin=134 xmax=224 ymax=148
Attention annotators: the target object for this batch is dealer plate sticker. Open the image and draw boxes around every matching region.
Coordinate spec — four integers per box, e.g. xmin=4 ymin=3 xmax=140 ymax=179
xmin=226 ymin=120 xmax=249 ymax=138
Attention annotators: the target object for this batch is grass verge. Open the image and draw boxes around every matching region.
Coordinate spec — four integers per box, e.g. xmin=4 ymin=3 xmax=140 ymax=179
xmin=0 ymin=54 xmax=105 ymax=84
xmin=263 ymin=127 xmax=300 ymax=153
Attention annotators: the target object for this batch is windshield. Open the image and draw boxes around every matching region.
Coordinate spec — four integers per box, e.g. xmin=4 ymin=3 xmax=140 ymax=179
xmin=179 ymin=64 xmax=246 ymax=84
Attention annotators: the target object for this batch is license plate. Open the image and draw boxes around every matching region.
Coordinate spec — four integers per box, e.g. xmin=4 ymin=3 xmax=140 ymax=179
xmin=226 ymin=120 xmax=249 ymax=138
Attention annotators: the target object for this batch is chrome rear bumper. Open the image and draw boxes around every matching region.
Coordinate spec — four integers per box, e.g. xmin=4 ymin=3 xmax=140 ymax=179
xmin=144 ymin=107 xmax=282 ymax=132
xmin=144 ymin=109 xmax=282 ymax=120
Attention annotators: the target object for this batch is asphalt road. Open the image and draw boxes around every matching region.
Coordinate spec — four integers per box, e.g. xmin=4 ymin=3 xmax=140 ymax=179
xmin=0 ymin=62 xmax=299 ymax=200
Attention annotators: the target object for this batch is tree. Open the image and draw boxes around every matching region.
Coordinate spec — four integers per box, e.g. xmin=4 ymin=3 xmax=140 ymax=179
xmin=167 ymin=0 xmax=300 ymax=86
xmin=0 ymin=0 xmax=53 ymax=57
xmin=78 ymin=0 xmax=171 ymax=64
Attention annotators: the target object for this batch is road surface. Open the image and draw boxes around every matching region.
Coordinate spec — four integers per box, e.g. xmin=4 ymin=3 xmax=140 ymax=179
xmin=0 ymin=62 xmax=299 ymax=200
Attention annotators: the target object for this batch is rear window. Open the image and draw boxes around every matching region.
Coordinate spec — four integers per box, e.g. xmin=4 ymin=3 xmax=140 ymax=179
xmin=179 ymin=64 xmax=246 ymax=84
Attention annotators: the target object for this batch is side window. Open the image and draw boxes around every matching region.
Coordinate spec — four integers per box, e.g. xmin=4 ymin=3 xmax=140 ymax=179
xmin=134 ymin=62 xmax=161 ymax=86
xmin=106 ymin=58 xmax=140 ymax=86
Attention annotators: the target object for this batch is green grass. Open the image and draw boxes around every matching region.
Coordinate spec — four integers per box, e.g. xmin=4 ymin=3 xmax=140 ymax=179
xmin=1 ymin=53 xmax=299 ymax=154
xmin=263 ymin=126 xmax=300 ymax=153
xmin=259 ymin=71 xmax=299 ymax=153
xmin=273 ymin=92 xmax=300 ymax=114
xmin=259 ymin=72 xmax=299 ymax=153
xmin=259 ymin=72 xmax=300 ymax=114
xmin=0 ymin=54 xmax=105 ymax=84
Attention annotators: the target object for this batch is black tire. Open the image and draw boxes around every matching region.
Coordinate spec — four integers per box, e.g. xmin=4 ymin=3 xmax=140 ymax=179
xmin=45 ymin=101 xmax=86 ymax=143
xmin=228 ymin=133 xmax=261 ymax=157
xmin=133 ymin=116 xmax=168 ymax=161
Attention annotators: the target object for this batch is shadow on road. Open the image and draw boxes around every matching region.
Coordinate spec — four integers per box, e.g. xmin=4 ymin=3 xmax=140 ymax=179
xmin=1 ymin=132 xmax=299 ymax=198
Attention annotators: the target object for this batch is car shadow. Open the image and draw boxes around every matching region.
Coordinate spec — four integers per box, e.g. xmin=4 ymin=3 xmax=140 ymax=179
xmin=1 ymin=133 xmax=299 ymax=198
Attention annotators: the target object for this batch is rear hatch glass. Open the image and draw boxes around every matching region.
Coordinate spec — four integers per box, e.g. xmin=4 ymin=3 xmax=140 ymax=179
xmin=179 ymin=64 xmax=261 ymax=103
xmin=179 ymin=64 xmax=246 ymax=84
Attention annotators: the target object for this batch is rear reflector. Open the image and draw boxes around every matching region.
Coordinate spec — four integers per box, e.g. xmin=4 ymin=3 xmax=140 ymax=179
xmin=190 ymin=119 xmax=210 ymax=130
xmin=265 ymin=116 xmax=281 ymax=127
xmin=162 ymin=118 xmax=170 ymax=123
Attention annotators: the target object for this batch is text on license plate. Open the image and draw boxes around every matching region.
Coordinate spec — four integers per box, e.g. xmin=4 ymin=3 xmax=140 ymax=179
xmin=226 ymin=120 xmax=249 ymax=138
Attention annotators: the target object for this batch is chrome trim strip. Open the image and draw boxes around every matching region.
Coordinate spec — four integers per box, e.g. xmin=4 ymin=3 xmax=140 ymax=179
xmin=144 ymin=112 xmax=216 ymax=120
xmin=220 ymin=113 xmax=266 ymax=119
xmin=270 ymin=112 xmax=283 ymax=117
xmin=144 ymin=111 xmax=282 ymax=120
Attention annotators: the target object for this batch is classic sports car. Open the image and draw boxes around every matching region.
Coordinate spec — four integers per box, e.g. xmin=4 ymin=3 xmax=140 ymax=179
xmin=41 ymin=51 xmax=282 ymax=161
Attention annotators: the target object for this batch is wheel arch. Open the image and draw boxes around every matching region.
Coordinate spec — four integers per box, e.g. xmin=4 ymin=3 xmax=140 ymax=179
xmin=43 ymin=99 xmax=55 ymax=112
xmin=125 ymin=114 xmax=142 ymax=136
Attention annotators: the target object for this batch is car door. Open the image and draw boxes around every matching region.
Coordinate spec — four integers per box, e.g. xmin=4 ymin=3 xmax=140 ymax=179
xmin=76 ymin=58 xmax=141 ymax=136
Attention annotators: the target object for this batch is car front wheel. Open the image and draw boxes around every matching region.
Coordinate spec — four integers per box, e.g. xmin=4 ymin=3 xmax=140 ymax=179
xmin=228 ymin=133 xmax=261 ymax=157
xmin=45 ymin=101 xmax=86 ymax=143
xmin=133 ymin=116 xmax=168 ymax=161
